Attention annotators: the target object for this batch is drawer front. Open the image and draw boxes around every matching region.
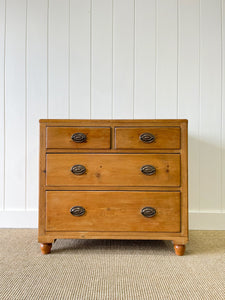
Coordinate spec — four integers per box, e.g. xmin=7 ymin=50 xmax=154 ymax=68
xmin=46 ymin=127 xmax=111 ymax=149
xmin=46 ymin=191 xmax=181 ymax=232
xmin=115 ymin=127 xmax=180 ymax=149
xmin=46 ymin=154 xmax=180 ymax=187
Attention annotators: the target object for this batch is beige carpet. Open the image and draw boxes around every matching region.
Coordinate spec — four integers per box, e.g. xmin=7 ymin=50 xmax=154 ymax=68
xmin=0 ymin=230 xmax=224 ymax=300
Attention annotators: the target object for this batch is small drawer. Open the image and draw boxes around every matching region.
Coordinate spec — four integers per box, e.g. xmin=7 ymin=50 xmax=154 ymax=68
xmin=46 ymin=153 xmax=180 ymax=187
xmin=46 ymin=127 xmax=111 ymax=149
xmin=115 ymin=127 xmax=181 ymax=149
xmin=46 ymin=191 xmax=181 ymax=232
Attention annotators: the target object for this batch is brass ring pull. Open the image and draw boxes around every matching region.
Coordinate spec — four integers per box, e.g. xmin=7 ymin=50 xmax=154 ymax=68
xmin=141 ymin=207 xmax=156 ymax=218
xmin=141 ymin=165 xmax=156 ymax=176
xmin=70 ymin=206 xmax=86 ymax=217
xmin=71 ymin=164 xmax=86 ymax=175
xmin=139 ymin=133 xmax=155 ymax=143
xmin=71 ymin=132 xmax=87 ymax=143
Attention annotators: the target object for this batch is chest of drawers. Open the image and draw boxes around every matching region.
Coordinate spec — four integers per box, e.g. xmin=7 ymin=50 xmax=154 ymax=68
xmin=38 ymin=119 xmax=188 ymax=256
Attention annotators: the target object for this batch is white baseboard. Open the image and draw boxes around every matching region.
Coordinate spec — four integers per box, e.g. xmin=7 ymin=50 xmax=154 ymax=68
xmin=0 ymin=211 xmax=224 ymax=230
xmin=0 ymin=211 xmax=38 ymax=228
xmin=189 ymin=212 xmax=225 ymax=230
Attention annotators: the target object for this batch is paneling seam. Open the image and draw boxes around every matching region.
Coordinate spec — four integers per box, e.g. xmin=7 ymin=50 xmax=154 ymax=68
xmin=68 ymin=0 xmax=70 ymax=119
xmin=155 ymin=0 xmax=157 ymax=118
xmin=221 ymin=0 xmax=224 ymax=211
xmin=133 ymin=0 xmax=135 ymax=119
xmin=198 ymin=0 xmax=201 ymax=212
xmin=3 ymin=0 xmax=6 ymax=211
xmin=47 ymin=0 xmax=49 ymax=118
xmin=90 ymin=0 xmax=92 ymax=119
xmin=112 ymin=0 xmax=114 ymax=119
xmin=25 ymin=0 xmax=28 ymax=211
xmin=177 ymin=0 xmax=179 ymax=118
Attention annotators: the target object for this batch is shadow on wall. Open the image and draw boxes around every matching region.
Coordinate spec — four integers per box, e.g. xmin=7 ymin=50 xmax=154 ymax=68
xmin=188 ymin=134 xmax=224 ymax=212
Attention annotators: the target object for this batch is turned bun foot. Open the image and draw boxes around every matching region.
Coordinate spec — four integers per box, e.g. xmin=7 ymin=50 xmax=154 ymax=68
xmin=40 ymin=243 xmax=52 ymax=255
xmin=174 ymin=244 xmax=185 ymax=256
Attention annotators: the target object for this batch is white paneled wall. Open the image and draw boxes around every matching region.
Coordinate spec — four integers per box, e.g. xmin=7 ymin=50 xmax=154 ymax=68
xmin=27 ymin=0 xmax=48 ymax=210
xmin=0 ymin=0 xmax=225 ymax=229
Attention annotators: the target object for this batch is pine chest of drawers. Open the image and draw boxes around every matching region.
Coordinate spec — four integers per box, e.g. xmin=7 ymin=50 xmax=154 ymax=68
xmin=38 ymin=119 xmax=188 ymax=256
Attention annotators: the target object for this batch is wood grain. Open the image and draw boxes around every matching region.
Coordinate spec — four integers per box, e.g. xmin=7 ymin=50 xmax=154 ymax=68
xmin=38 ymin=123 xmax=47 ymax=239
xmin=173 ymin=244 xmax=185 ymax=256
xmin=39 ymin=119 xmax=188 ymax=255
xmin=180 ymin=121 xmax=188 ymax=237
xmin=46 ymin=127 xmax=111 ymax=149
xmin=39 ymin=232 xmax=188 ymax=244
xmin=40 ymin=119 xmax=187 ymax=125
xmin=115 ymin=127 xmax=181 ymax=149
xmin=46 ymin=191 xmax=180 ymax=232
xmin=40 ymin=243 xmax=52 ymax=255
xmin=46 ymin=153 xmax=181 ymax=187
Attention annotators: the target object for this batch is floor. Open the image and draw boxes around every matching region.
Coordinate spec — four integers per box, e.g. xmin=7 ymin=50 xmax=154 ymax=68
xmin=0 ymin=230 xmax=225 ymax=299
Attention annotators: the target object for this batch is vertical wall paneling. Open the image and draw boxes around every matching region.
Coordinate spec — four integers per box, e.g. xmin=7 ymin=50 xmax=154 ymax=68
xmin=70 ymin=0 xmax=91 ymax=119
xmin=0 ymin=0 xmax=225 ymax=228
xmin=26 ymin=0 xmax=48 ymax=210
xmin=48 ymin=0 xmax=69 ymax=118
xmin=199 ymin=0 xmax=222 ymax=211
xmin=0 ymin=0 xmax=5 ymax=210
xmin=5 ymin=0 xmax=26 ymax=210
xmin=134 ymin=0 xmax=156 ymax=118
xmin=178 ymin=0 xmax=200 ymax=211
xmin=222 ymin=0 xmax=225 ymax=211
xmin=113 ymin=0 xmax=134 ymax=119
xmin=91 ymin=0 xmax=112 ymax=119
xmin=156 ymin=0 xmax=178 ymax=118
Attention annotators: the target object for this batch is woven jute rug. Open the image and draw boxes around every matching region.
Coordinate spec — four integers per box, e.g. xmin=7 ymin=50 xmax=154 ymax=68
xmin=0 ymin=229 xmax=224 ymax=299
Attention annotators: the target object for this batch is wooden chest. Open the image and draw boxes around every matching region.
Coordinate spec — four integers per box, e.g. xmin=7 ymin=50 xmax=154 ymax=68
xmin=38 ymin=119 xmax=188 ymax=256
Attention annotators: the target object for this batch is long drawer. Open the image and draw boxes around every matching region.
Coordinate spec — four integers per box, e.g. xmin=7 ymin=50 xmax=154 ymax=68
xmin=46 ymin=191 xmax=181 ymax=232
xmin=46 ymin=154 xmax=180 ymax=187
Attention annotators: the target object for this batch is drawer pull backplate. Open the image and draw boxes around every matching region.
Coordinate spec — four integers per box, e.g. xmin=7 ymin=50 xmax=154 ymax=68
xmin=141 ymin=207 xmax=156 ymax=218
xmin=139 ymin=133 xmax=155 ymax=143
xmin=71 ymin=132 xmax=87 ymax=143
xmin=71 ymin=164 xmax=86 ymax=175
xmin=70 ymin=206 xmax=86 ymax=217
xmin=141 ymin=165 xmax=156 ymax=176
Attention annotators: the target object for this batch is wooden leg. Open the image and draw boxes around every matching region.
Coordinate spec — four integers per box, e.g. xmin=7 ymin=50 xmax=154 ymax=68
xmin=174 ymin=244 xmax=185 ymax=256
xmin=40 ymin=243 xmax=52 ymax=255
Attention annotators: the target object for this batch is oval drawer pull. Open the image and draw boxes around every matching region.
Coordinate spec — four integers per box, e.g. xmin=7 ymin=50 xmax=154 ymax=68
xmin=141 ymin=165 xmax=156 ymax=176
xmin=71 ymin=164 xmax=86 ymax=175
xmin=139 ymin=132 xmax=155 ymax=143
xmin=141 ymin=207 xmax=156 ymax=218
xmin=71 ymin=132 xmax=87 ymax=143
xmin=70 ymin=206 xmax=86 ymax=217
